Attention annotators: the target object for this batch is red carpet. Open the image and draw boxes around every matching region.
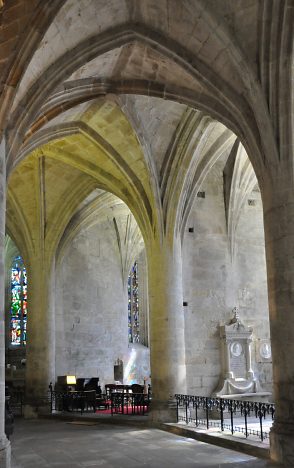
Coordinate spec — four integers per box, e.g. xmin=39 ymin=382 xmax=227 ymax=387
xmin=96 ymin=405 xmax=148 ymax=415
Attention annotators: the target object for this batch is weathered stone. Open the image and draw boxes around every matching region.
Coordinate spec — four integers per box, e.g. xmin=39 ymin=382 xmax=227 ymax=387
xmin=0 ymin=2 xmax=293 ymax=466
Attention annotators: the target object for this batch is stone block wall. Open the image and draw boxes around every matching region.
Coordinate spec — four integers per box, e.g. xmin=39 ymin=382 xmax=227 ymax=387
xmin=182 ymin=161 xmax=272 ymax=396
xmin=53 ymin=160 xmax=271 ymax=397
xmin=55 ymin=220 xmax=150 ymax=389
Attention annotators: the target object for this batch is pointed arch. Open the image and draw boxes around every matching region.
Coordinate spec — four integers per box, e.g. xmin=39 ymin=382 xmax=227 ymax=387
xmin=7 ymin=23 xmax=272 ymax=180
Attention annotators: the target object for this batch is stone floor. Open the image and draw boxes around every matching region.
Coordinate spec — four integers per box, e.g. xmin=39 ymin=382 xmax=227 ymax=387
xmin=10 ymin=418 xmax=281 ymax=468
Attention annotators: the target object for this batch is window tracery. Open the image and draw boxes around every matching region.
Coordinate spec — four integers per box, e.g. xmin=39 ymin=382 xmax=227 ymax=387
xmin=128 ymin=261 xmax=139 ymax=343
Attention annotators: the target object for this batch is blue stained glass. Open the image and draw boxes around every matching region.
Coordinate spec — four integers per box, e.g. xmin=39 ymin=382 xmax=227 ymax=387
xmin=10 ymin=256 xmax=27 ymax=346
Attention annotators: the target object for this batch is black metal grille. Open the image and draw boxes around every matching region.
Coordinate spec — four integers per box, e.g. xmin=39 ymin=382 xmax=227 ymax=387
xmin=48 ymin=389 xmax=150 ymax=416
xmin=175 ymin=394 xmax=275 ymax=442
xmin=7 ymin=388 xmax=24 ymax=416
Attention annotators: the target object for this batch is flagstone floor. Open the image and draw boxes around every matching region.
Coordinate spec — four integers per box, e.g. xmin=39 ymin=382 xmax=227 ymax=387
xmin=10 ymin=418 xmax=282 ymax=468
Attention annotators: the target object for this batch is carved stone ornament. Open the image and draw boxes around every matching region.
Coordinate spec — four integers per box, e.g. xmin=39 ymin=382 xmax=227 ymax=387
xmin=256 ymin=339 xmax=272 ymax=362
xmin=230 ymin=341 xmax=243 ymax=357
xmin=213 ymin=308 xmax=271 ymax=400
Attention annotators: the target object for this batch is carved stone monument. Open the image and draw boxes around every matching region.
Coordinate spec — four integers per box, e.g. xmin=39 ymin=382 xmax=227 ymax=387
xmin=214 ymin=308 xmax=271 ymax=399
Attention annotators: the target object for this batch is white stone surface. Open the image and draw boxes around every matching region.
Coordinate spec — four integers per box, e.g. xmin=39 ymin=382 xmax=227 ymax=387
xmin=182 ymin=159 xmax=272 ymax=396
xmin=55 ymin=218 xmax=150 ymax=388
xmin=12 ymin=0 xmax=130 ymax=113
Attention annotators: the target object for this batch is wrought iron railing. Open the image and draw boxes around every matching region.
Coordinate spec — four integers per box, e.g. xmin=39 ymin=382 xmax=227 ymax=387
xmin=175 ymin=394 xmax=275 ymax=442
xmin=110 ymin=392 xmax=149 ymax=415
xmin=49 ymin=390 xmax=99 ymax=414
xmin=7 ymin=388 xmax=24 ymax=416
xmin=48 ymin=388 xmax=150 ymax=416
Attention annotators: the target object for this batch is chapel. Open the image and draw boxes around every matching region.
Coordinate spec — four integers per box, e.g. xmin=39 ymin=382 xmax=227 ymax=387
xmin=0 ymin=1 xmax=293 ymax=466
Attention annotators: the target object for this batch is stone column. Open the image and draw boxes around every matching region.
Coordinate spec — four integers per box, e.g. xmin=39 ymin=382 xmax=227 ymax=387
xmin=262 ymin=176 xmax=294 ymax=465
xmin=0 ymin=139 xmax=11 ymax=467
xmin=24 ymin=255 xmax=55 ymax=417
xmin=147 ymin=235 xmax=186 ymax=421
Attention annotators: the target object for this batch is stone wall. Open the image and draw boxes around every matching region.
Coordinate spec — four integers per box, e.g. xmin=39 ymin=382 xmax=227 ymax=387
xmin=6 ymin=169 xmax=271 ymax=398
xmin=182 ymin=162 xmax=272 ymax=396
xmin=55 ymin=220 xmax=150 ymax=390
xmin=54 ymin=161 xmax=271 ymax=397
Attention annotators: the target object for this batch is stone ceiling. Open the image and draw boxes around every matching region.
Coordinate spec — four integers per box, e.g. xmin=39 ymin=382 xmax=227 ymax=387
xmin=2 ymin=0 xmax=265 ymax=264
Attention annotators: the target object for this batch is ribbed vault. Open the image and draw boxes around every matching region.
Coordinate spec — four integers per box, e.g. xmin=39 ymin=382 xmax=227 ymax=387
xmin=3 ymin=0 xmax=275 ymax=267
xmin=6 ymin=76 xmax=264 ymax=266
xmin=5 ymin=0 xmax=289 ymax=185
xmin=57 ymin=191 xmax=144 ymax=286
xmin=0 ymin=3 xmax=293 ymax=465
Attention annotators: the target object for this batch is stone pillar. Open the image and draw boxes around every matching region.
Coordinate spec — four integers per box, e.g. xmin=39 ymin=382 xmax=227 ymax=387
xmin=0 ymin=139 xmax=11 ymax=467
xmin=262 ymin=177 xmax=294 ymax=465
xmin=147 ymin=235 xmax=186 ymax=422
xmin=24 ymin=255 xmax=55 ymax=417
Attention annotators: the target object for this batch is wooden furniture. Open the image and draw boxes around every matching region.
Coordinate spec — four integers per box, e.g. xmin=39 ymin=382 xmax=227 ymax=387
xmin=56 ymin=375 xmax=77 ymax=392
xmin=108 ymin=384 xmax=149 ymax=415
xmin=56 ymin=376 xmax=108 ymax=412
xmin=105 ymin=383 xmax=134 ymax=397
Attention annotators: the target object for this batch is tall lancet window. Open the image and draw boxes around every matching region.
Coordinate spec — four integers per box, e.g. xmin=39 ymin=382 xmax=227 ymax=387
xmin=128 ymin=261 xmax=139 ymax=343
xmin=10 ymin=255 xmax=27 ymax=346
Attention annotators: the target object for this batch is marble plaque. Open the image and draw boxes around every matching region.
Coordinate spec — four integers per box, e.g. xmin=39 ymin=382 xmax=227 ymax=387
xmin=256 ymin=339 xmax=272 ymax=363
xmin=230 ymin=342 xmax=246 ymax=378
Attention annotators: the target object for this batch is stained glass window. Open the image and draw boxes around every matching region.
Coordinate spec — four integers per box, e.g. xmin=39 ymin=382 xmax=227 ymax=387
xmin=10 ymin=255 xmax=27 ymax=346
xmin=128 ymin=261 xmax=139 ymax=343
